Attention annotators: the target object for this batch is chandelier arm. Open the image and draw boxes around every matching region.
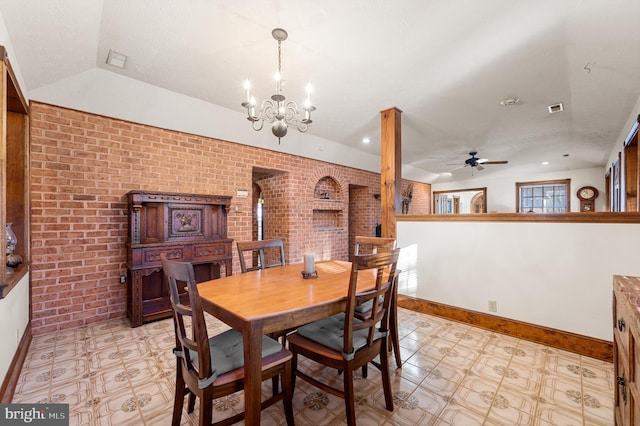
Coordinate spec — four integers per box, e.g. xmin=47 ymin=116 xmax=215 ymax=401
xmin=262 ymin=99 xmax=279 ymax=123
xmin=251 ymin=120 xmax=265 ymax=131
xmin=282 ymin=101 xmax=299 ymax=123
xmin=294 ymin=121 xmax=310 ymax=133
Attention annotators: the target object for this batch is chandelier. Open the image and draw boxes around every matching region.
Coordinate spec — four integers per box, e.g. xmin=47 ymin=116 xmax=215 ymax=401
xmin=241 ymin=28 xmax=316 ymax=143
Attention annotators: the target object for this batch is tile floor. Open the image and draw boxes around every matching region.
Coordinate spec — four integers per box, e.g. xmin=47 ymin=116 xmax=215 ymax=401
xmin=12 ymin=308 xmax=614 ymax=425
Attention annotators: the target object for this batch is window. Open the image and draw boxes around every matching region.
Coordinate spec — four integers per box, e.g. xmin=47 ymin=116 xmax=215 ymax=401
xmin=516 ymin=179 xmax=570 ymax=213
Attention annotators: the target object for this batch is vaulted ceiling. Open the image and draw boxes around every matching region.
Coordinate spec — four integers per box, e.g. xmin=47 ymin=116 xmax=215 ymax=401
xmin=1 ymin=0 xmax=639 ymax=181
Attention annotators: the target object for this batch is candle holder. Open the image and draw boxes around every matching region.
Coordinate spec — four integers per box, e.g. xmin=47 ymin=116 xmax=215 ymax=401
xmin=301 ymin=270 xmax=318 ymax=279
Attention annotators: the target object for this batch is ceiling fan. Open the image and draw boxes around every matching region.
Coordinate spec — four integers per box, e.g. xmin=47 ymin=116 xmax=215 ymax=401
xmin=448 ymin=151 xmax=508 ymax=171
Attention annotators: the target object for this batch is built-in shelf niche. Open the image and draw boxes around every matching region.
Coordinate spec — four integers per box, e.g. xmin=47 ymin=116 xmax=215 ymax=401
xmin=312 ymin=176 xmax=344 ymax=230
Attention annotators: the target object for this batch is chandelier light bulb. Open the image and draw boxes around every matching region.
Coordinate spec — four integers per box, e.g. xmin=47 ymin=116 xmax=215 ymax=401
xmin=244 ymin=79 xmax=251 ymax=102
xmin=240 ymin=28 xmax=316 ymax=143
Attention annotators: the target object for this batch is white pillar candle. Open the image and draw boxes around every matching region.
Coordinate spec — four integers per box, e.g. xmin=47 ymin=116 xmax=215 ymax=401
xmin=303 ymin=253 xmax=315 ymax=273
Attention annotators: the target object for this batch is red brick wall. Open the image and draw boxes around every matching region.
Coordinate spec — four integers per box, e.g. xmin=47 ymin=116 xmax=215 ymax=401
xmin=29 ymin=102 xmax=430 ymax=334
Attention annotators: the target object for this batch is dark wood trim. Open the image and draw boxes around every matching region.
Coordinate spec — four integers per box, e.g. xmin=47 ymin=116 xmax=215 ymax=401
xmin=380 ymin=107 xmax=402 ymax=239
xmin=0 ymin=322 xmax=31 ymax=402
xmin=397 ymin=295 xmax=612 ymax=362
xmin=397 ymin=211 xmax=640 ymax=223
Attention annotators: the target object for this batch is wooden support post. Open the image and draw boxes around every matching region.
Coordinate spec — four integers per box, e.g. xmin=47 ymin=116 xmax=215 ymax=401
xmin=380 ymin=107 xmax=402 ymax=239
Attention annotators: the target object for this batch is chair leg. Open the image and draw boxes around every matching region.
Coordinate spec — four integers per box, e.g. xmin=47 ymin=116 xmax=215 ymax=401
xmin=172 ymin=372 xmax=186 ymax=426
xmin=272 ymin=375 xmax=280 ymax=396
xmin=187 ymin=391 xmax=196 ymax=413
xmin=379 ymin=346 xmax=394 ymax=411
xmin=390 ymin=288 xmax=402 ymax=368
xmin=291 ymin=350 xmax=298 ymax=389
xmin=283 ymin=361 xmax=295 ymax=426
xmin=199 ymin=391 xmax=213 ymax=426
xmin=344 ymin=368 xmax=357 ymax=426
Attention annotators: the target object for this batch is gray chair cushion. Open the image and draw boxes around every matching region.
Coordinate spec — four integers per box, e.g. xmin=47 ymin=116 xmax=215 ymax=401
xmin=189 ymin=329 xmax=283 ymax=376
xmin=354 ymin=299 xmax=374 ymax=314
xmin=296 ymin=313 xmax=382 ymax=353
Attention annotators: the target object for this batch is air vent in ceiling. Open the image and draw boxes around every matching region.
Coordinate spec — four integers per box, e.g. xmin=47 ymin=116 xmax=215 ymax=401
xmin=548 ymin=103 xmax=564 ymax=114
xmin=106 ymin=49 xmax=127 ymax=69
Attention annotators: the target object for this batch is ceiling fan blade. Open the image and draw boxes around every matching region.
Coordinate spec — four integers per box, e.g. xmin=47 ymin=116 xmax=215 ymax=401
xmin=476 ymin=158 xmax=489 ymax=164
xmin=447 ymin=165 xmax=467 ymax=172
xmin=476 ymin=164 xmax=485 ymax=171
xmin=483 ymin=160 xmax=508 ymax=165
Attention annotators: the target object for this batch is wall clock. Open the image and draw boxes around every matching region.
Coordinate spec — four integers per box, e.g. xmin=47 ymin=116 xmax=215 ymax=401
xmin=577 ymin=186 xmax=598 ymax=212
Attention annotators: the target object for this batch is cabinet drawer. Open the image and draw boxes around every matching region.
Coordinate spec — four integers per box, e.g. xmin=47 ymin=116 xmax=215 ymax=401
xmin=142 ymin=246 xmax=185 ymax=265
xmin=193 ymin=243 xmax=231 ymax=261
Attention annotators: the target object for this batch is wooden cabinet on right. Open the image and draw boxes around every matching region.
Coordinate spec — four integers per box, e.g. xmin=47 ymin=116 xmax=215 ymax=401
xmin=613 ymin=275 xmax=640 ymax=425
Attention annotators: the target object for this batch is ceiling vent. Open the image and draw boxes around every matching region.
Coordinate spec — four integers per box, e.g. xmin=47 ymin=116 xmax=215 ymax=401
xmin=548 ymin=103 xmax=564 ymax=114
xmin=106 ymin=49 xmax=127 ymax=69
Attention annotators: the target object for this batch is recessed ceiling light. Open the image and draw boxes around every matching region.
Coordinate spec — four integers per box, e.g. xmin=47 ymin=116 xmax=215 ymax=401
xmin=541 ymin=161 xmax=549 ymax=165
xmin=106 ymin=49 xmax=127 ymax=69
xmin=500 ymin=97 xmax=520 ymax=106
xmin=548 ymin=103 xmax=564 ymax=114
xmin=362 ymin=137 xmax=370 ymax=144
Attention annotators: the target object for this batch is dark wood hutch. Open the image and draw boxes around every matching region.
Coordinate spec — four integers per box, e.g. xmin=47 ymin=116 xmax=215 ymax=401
xmin=126 ymin=190 xmax=232 ymax=327
xmin=0 ymin=46 xmax=30 ymax=299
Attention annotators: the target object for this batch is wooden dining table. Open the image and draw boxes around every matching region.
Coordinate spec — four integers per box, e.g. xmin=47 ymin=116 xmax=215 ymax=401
xmin=197 ymin=259 xmax=378 ymax=425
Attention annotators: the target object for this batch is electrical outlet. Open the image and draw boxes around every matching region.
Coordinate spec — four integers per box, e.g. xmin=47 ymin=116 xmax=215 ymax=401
xmin=488 ymin=300 xmax=497 ymax=312
xmin=120 ymin=275 xmax=126 ymax=284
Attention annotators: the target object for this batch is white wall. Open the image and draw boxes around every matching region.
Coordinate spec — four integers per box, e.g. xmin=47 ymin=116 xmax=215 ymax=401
xmin=432 ymin=167 xmax=605 ymax=212
xmin=397 ymin=219 xmax=640 ymax=342
xmin=0 ymin=273 xmax=29 ymax=381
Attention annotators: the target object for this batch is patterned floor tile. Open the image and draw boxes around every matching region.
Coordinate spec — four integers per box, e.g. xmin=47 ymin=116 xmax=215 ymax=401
xmin=11 ymin=309 xmax=614 ymax=425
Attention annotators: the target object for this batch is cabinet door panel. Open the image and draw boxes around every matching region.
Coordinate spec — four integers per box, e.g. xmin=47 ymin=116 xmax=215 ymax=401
xmin=141 ymin=203 xmax=164 ymax=243
xmin=616 ymin=347 xmax=631 ymax=424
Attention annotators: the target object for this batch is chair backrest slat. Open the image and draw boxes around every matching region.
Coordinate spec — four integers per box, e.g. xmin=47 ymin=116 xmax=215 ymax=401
xmin=354 ymin=236 xmax=396 ymax=255
xmin=237 ymin=239 xmax=286 ymax=273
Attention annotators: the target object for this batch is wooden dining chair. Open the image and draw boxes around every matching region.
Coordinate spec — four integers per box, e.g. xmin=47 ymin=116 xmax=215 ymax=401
xmin=236 ymin=238 xmax=285 ymax=273
xmin=287 ymin=248 xmax=401 ymax=426
xmin=236 ymin=238 xmax=293 ymax=351
xmin=354 ymin=236 xmax=402 ymax=369
xmin=160 ymin=253 xmax=294 ymax=426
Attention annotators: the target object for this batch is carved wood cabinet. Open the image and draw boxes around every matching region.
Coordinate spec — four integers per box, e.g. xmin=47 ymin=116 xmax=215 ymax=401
xmin=613 ymin=275 xmax=640 ymax=425
xmin=126 ymin=191 xmax=232 ymax=327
